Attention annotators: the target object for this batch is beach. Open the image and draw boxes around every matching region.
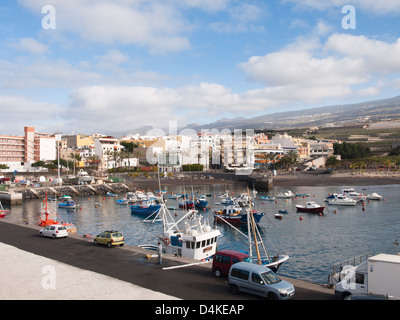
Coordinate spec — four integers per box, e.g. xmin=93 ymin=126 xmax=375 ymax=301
xmin=273 ymin=170 xmax=400 ymax=187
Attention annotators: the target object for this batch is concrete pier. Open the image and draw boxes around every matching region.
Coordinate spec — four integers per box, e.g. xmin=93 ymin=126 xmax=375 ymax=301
xmin=0 ymin=191 xmax=23 ymax=205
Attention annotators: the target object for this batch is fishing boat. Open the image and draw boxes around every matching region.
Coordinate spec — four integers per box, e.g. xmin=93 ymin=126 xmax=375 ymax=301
xmin=218 ymin=189 xmax=289 ymax=272
xmin=37 ymin=193 xmax=77 ymax=233
xmin=130 ymin=199 xmax=161 ymax=215
xmin=58 ymin=199 xmax=77 ymax=209
xmin=178 ymin=198 xmax=194 ymax=209
xmin=142 ymin=203 xmax=221 ymax=261
xmin=213 ymin=200 xmax=264 ymax=225
xmin=194 ymin=195 xmax=208 ymax=209
xmin=342 ymin=188 xmax=366 ymax=201
xmin=328 ymin=195 xmax=357 ymax=206
xmin=0 ymin=201 xmax=9 ymax=218
xmin=76 ymin=170 xmax=93 ymax=183
xmin=296 ymin=201 xmax=325 ymax=214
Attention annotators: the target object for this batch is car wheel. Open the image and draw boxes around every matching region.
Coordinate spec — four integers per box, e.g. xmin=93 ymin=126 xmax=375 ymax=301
xmin=214 ymin=269 xmax=221 ymax=277
xmin=230 ymin=284 xmax=239 ymax=295
xmin=120 ymin=243 xmax=124 ymax=246
xmin=94 ymin=240 xmax=98 ymax=245
xmin=267 ymin=292 xmax=278 ymax=300
xmin=52 ymin=234 xmax=56 ymax=239
xmin=107 ymin=242 xmax=111 ymax=248
xmin=40 ymin=232 xmax=44 ymax=237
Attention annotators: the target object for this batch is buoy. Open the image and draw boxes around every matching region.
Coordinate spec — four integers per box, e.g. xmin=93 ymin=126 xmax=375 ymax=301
xmin=362 ymin=207 xmax=365 ymax=211
xmin=299 ymin=216 xmax=303 ymax=220
xmin=334 ymin=210 xmax=337 ymax=214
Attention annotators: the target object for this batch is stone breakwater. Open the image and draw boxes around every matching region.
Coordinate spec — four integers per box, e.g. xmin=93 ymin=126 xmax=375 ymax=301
xmin=15 ymin=183 xmax=132 ymax=199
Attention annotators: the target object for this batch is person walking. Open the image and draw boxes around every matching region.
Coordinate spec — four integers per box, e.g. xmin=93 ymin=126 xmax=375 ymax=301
xmin=157 ymin=242 xmax=163 ymax=265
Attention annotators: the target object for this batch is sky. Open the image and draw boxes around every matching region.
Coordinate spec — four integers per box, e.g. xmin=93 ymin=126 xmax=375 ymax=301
xmin=1 ymin=0 xmax=400 ymax=136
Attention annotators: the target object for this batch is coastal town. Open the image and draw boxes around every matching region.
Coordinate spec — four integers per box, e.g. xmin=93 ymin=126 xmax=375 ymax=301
xmin=3 ymin=1 xmax=400 ymax=307
xmin=0 ymin=125 xmax=336 ymax=179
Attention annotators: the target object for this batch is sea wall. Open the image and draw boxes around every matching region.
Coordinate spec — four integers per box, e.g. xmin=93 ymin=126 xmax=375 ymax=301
xmin=15 ymin=183 xmax=132 ymax=200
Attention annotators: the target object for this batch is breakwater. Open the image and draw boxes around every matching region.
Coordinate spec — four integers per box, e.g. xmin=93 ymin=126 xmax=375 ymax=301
xmin=15 ymin=183 xmax=132 ymax=200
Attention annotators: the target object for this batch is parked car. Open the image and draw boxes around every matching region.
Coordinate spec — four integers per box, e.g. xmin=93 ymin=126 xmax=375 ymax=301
xmin=228 ymin=262 xmax=295 ymax=300
xmin=39 ymin=225 xmax=69 ymax=239
xmin=212 ymin=249 xmax=253 ymax=277
xmin=94 ymin=230 xmax=124 ymax=248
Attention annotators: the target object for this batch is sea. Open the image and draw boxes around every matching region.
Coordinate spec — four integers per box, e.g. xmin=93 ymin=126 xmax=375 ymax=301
xmin=4 ymin=183 xmax=400 ymax=284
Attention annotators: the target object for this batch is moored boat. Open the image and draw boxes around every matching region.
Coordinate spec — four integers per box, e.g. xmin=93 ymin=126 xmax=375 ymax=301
xmin=296 ymin=201 xmax=325 ymax=214
xmin=276 ymin=190 xmax=295 ymax=199
xmin=366 ymin=192 xmax=383 ymax=200
xmin=0 ymin=201 xmax=10 ymax=218
xmin=38 ymin=193 xmax=77 ymax=233
xmin=130 ymin=199 xmax=161 ymax=215
xmin=328 ymin=195 xmax=357 ymax=206
xmin=213 ymin=200 xmax=264 ymax=225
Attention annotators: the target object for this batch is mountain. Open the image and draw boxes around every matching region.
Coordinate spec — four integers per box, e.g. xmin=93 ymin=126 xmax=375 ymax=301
xmin=184 ymin=95 xmax=400 ymax=132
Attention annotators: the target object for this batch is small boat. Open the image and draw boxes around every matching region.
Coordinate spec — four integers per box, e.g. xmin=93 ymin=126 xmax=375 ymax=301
xmin=130 ymin=199 xmax=161 ymax=215
xmin=276 ymin=190 xmax=295 ymax=199
xmin=0 ymin=201 xmax=10 ymax=218
xmin=296 ymin=201 xmax=325 ymax=214
xmin=260 ymin=196 xmax=275 ymax=201
xmin=38 ymin=193 xmax=77 ymax=233
xmin=58 ymin=200 xmax=77 ymax=209
xmin=77 ymin=170 xmax=94 ymax=183
xmin=107 ymin=192 xmax=118 ymax=197
xmin=116 ymin=199 xmax=129 ymax=205
xmin=278 ymin=209 xmax=288 ymax=214
xmin=324 ymin=193 xmax=337 ymax=202
xmin=296 ymin=193 xmax=310 ymax=197
xmin=274 ymin=214 xmax=283 ymax=219
xmin=178 ymin=198 xmax=194 ymax=209
xmin=194 ymin=195 xmax=208 ymax=209
xmin=366 ymin=193 xmax=383 ymax=200
xmin=213 ymin=200 xmax=264 ymax=225
xmin=342 ymin=188 xmax=366 ymax=201
xmin=328 ymin=195 xmax=357 ymax=206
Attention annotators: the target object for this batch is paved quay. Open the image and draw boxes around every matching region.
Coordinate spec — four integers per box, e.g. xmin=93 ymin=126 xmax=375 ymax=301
xmin=0 ymin=220 xmax=336 ymax=300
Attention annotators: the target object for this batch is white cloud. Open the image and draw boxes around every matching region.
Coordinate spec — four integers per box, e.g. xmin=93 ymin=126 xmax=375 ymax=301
xmin=238 ymin=32 xmax=400 ymax=105
xmin=18 ymin=0 xmax=191 ymax=53
xmin=9 ymin=37 xmax=48 ymax=55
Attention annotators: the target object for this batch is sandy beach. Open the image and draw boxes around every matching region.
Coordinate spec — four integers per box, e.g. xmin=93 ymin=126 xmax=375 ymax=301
xmin=273 ymin=170 xmax=400 ymax=187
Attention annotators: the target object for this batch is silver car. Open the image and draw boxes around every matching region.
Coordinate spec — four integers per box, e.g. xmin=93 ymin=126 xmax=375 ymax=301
xmin=228 ymin=262 xmax=295 ymax=300
xmin=39 ymin=225 xmax=69 ymax=239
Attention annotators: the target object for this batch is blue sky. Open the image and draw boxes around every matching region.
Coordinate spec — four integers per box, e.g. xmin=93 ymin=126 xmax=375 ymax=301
xmin=1 ymin=0 xmax=400 ymax=135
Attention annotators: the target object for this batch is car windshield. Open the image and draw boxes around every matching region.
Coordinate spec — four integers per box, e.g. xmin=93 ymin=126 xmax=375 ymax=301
xmin=261 ymin=270 xmax=281 ymax=285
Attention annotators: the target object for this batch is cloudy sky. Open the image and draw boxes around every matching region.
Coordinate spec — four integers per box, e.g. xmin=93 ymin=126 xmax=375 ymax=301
xmin=1 ymin=0 xmax=400 ymax=135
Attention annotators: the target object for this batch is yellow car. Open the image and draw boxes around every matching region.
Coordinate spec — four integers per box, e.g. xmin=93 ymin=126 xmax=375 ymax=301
xmin=94 ymin=230 xmax=124 ymax=248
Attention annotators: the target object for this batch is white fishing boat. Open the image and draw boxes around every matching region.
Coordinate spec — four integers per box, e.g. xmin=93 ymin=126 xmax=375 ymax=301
xmin=342 ymin=188 xmax=366 ymax=201
xmin=76 ymin=170 xmax=94 ymax=183
xmin=328 ymin=194 xmax=357 ymax=206
xmin=296 ymin=201 xmax=325 ymax=214
xmin=143 ymin=203 xmax=221 ymax=261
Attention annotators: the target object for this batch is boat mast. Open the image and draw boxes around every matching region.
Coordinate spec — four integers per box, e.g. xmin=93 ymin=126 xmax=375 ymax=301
xmin=247 ymin=188 xmax=261 ymax=264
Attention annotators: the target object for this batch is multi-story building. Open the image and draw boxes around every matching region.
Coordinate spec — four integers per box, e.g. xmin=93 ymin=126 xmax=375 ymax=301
xmin=0 ymin=126 xmax=56 ymax=172
xmin=94 ymin=136 xmax=124 ymax=171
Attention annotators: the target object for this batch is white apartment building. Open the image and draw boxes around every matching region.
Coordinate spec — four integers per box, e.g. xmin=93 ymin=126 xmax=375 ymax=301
xmin=94 ymin=136 xmax=124 ymax=171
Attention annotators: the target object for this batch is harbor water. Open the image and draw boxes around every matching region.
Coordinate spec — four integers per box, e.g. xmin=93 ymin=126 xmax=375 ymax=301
xmin=3 ymin=183 xmax=400 ymax=284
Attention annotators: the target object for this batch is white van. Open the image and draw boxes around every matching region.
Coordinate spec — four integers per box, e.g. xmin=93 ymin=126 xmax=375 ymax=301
xmin=228 ymin=262 xmax=295 ymax=300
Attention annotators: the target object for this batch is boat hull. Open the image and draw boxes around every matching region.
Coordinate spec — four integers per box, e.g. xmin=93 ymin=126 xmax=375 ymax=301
xmin=214 ymin=211 xmax=264 ymax=224
xmin=296 ymin=206 xmax=325 ymax=213
xmin=130 ymin=205 xmax=161 ymax=215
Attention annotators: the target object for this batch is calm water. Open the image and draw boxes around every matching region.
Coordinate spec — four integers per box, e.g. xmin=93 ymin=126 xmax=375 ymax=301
xmin=4 ymin=183 xmax=400 ymax=284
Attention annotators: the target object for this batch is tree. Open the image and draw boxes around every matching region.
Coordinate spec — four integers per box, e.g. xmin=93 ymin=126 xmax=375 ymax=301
xmin=325 ymin=156 xmax=340 ymax=169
